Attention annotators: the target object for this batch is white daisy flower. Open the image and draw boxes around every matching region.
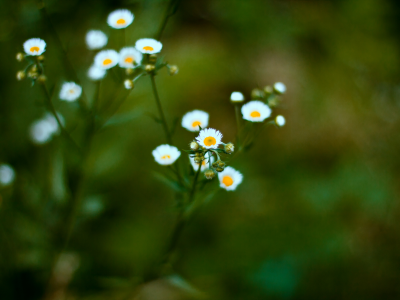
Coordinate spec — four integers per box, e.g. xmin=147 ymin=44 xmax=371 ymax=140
xmin=152 ymin=144 xmax=181 ymax=166
xmin=195 ymin=128 xmax=223 ymax=149
xmin=241 ymin=100 xmax=271 ymax=122
xmin=230 ymin=91 xmax=244 ymax=103
xmin=275 ymin=115 xmax=286 ymax=126
xmin=94 ymin=49 xmax=119 ymax=69
xmin=0 ymin=164 xmax=15 ymax=186
xmin=85 ymin=30 xmax=108 ymax=50
xmin=189 ymin=153 xmax=215 ymax=172
xmin=59 ymin=82 xmax=82 ymax=102
xmin=107 ymin=9 xmax=134 ymax=29
xmin=135 ymin=38 xmax=163 ymax=54
xmin=23 ymin=38 xmax=46 ymax=56
xmin=118 ymin=47 xmax=143 ymax=68
xmin=181 ymin=110 xmax=209 ymax=132
xmin=274 ymin=82 xmax=286 ymax=94
xmin=87 ymin=65 xmax=106 ymax=81
xmin=218 ymin=166 xmax=243 ymax=191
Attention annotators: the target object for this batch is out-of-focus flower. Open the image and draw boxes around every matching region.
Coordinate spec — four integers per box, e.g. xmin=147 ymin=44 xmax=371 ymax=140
xmin=218 ymin=166 xmax=243 ymax=191
xmin=230 ymin=91 xmax=244 ymax=103
xmin=0 ymin=164 xmax=15 ymax=186
xmin=275 ymin=115 xmax=286 ymax=126
xmin=23 ymin=38 xmax=46 ymax=56
xmin=124 ymin=79 xmax=134 ymax=89
xmin=196 ymin=128 xmax=223 ymax=149
xmin=241 ymin=100 xmax=271 ymax=122
xmin=87 ymin=65 xmax=106 ymax=81
xmin=273 ymin=82 xmax=286 ymax=94
xmin=107 ymin=9 xmax=134 ymax=29
xmin=94 ymin=50 xmax=119 ymax=69
xmin=135 ymin=38 xmax=163 ymax=54
xmin=85 ymin=30 xmax=108 ymax=50
xmin=152 ymin=144 xmax=181 ymax=165
xmin=118 ymin=47 xmax=142 ymax=68
xmin=30 ymin=113 xmax=64 ymax=144
xmin=182 ymin=110 xmax=209 ymax=132
xmin=59 ymin=82 xmax=82 ymax=102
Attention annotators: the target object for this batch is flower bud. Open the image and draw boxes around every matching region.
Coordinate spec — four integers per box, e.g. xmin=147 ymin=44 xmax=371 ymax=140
xmin=125 ymin=68 xmax=134 ymax=75
xmin=38 ymin=55 xmax=45 ymax=61
xmin=30 ymin=64 xmax=38 ymax=72
xmin=251 ymin=88 xmax=264 ymax=99
xmin=149 ymin=54 xmax=157 ymax=63
xmin=37 ymin=75 xmax=47 ymax=84
xmin=27 ymin=71 xmax=38 ymax=79
xmin=16 ymin=71 xmax=25 ymax=81
xmin=264 ymin=85 xmax=273 ymax=96
xmin=230 ymin=91 xmax=244 ymax=103
xmin=124 ymin=79 xmax=134 ymax=89
xmin=212 ymin=161 xmax=218 ymax=168
xmin=204 ymin=169 xmax=216 ymax=180
xmin=145 ymin=64 xmax=155 ymax=72
xmin=225 ymin=143 xmax=234 ymax=154
xmin=190 ymin=141 xmax=199 ymax=151
xmin=168 ymin=65 xmax=179 ymax=76
xmin=275 ymin=115 xmax=286 ymax=127
xmin=194 ymin=156 xmax=203 ymax=164
xmin=216 ymin=167 xmax=224 ymax=172
xmin=273 ymin=82 xmax=286 ymax=95
xmin=16 ymin=53 xmax=24 ymax=62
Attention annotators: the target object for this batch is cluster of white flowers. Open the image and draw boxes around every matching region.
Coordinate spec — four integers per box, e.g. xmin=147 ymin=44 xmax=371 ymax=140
xmin=29 ymin=113 xmax=63 ymax=145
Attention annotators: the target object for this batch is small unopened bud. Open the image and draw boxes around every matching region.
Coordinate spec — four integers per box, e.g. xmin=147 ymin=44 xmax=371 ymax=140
xmin=251 ymin=88 xmax=264 ymax=99
xmin=204 ymin=169 xmax=216 ymax=180
xmin=145 ymin=64 xmax=155 ymax=72
xmin=230 ymin=91 xmax=244 ymax=103
xmin=16 ymin=53 xmax=24 ymax=62
xmin=27 ymin=71 xmax=38 ymax=79
xmin=273 ymin=82 xmax=286 ymax=95
xmin=37 ymin=55 xmax=45 ymax=61
xmin=225 ymin=143 xmax=234 ymax=154
xmin=16 ymin=71 xmax=25 ymax=81
xmin=194 ymin=156 xmax=203 ymax=164
xmin=212 ymin=161 xmax=218 ymax=168
xmin=264 ymin=85 xmax=273 ymax=96
xmin=168 ymin=65 xmax=178 ymax=76
xmin=275 ymin=115 xmax=286 ymax=127
xmin=31 ymin=64 xmax=38 ymax=72
xmin=190 ymin=141 xmax=199 ymax=151
xmin=125 ymin=68 xmax=134 ymax=75
xmin=124 ymin=79 xmax=134 ymax=89
xmin=216 ymin=167 xmax=224 ymax=172
xmin=268 ymin=98 xmax=279 ymax=108
xmin=37 ymin=75 xmax=47 ymax=84
xmin=149 ymin=54 xmax=157 ymax=63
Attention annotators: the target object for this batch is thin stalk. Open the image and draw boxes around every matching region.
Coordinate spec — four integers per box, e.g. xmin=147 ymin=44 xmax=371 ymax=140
xmin=150 ymin=74 xmax=173 ymax=144
xmin=41 ymin=85 xmax=82 ymax=153
xmin=156 ymin=0 xmax=181 ymax=40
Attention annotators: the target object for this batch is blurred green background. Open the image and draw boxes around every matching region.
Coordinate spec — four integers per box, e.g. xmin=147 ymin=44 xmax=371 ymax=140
xmin=1 ymin=0 xmax=400 ymax=299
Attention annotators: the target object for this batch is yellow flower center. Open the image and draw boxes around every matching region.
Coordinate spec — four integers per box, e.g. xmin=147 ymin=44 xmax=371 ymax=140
xmin=103 ymin=58 xmax=112 ymax=66
xmin=30 ymin=46 xmax=40 ymax=53
xmin=222 ymin=176 xmax=234 ymax=187
xmin=202 ymin=160 xmax=206 ymax=166
xmin=116 ymin=18 xmax=126 ymax=25
xmin=124 ymin=57 xmax=134 ymax=63
xmin=250 ymin=111 xmax=261 ymax=118
xmin=143 ymin=46 xmax=154 ymax=51
xmin=204 ymin=136 xmax=216 ymax=147
xmin=192 ymin=121 xmax=201 ymax=128
xmin=161 ymin=155 xmax=171 ymax=159
xmin=69 ymin=89 xmax=75 ymax=94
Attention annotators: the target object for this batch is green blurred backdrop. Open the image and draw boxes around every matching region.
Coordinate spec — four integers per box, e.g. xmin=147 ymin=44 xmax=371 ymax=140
xmin=1 ymin=0 xmax=400 ymax=299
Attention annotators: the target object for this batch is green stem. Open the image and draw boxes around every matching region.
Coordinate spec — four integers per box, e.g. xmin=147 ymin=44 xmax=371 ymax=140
xmin=150 ymin=74 xmax=173 ymax=144
xmin=234 ymin=104 xmax=242 ymax=149
xmin=156 ymin=0 xmax=181 ymax=40
xmin=41 ymin=85 xmax=82 ymax=153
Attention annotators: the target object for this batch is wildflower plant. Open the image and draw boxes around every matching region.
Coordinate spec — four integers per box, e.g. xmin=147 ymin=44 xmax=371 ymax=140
xmin=13 ymin=2 xmax=287 ymax=297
